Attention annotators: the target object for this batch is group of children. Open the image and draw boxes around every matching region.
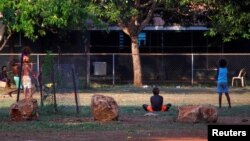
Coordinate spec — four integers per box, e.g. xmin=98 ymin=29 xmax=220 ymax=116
xmin=143 ymin=58 xmax=231 ymax=112
xmin=1 ymin=54 xmax=232 ymax=109
xmin=1 ymin=48 xmax=34 ymax=99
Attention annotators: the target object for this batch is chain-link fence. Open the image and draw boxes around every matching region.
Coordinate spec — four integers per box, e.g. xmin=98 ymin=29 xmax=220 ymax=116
xmin=1 ymin=53 xmax=250 ymax=111
xmin=1 ymin=53 xmax=250 ymax=86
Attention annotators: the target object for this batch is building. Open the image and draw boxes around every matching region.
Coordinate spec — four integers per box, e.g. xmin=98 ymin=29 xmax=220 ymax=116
xmin=1 ymin=25 xmax=250 ymax=54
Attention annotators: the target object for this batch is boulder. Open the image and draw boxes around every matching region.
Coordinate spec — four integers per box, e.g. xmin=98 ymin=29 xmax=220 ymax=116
xmin=9 ymin=99 xmax=39 ymax=121
xmin=199 ymin=105 xmax=218 ymax=123
xmin=177 ymin=105 xmax=217 ymax=123
xmin=91 ymin=95 xmax=119 ymax=121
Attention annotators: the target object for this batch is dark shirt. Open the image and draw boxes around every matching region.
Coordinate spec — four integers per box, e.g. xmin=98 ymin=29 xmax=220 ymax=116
xmin=0 ymin=71 xmax=8 ymax=81
xmin=150 ymin=95 xmax=163 ymax=111
xmin=12 ymin=65 xmax=19 ymax=76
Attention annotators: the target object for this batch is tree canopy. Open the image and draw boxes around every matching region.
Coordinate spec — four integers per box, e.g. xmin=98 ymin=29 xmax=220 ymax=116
xmin=1 ymin=0 xmax=249 ymax=44
xmin=204 ymin=0 xmax=250 ymax=42
xmin=0 ymin=0 xmax=95 ymax=50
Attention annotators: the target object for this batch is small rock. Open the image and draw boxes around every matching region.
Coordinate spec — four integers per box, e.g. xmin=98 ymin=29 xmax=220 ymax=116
xmin=144 ymin=113 xmax=158 ymax=117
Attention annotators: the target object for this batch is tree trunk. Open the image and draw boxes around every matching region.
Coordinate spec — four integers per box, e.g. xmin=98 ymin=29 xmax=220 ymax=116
xmin=131 ymin=36 xmax=142 ymax=87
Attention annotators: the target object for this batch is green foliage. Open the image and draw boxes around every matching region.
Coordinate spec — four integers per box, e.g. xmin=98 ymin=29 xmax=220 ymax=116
xmin=0 ymin=0 xmax=92 ymax=40
xmin=206 ymin=0 xmax=250 ymax=41
xmin=86 ymin=1 xmax=133 ymax=23
xmin=1 ymin=0 xmax=249 ymax=42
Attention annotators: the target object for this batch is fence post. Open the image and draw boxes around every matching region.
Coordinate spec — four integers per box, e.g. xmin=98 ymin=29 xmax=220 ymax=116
xmin=72 ymin=65 xmax=79 ymax=114
xmin=112 ymin=53 xmax=115 ymax=85
xmin=36 ymin=55 xmax=40 ymax=73
xmin=17 ymin=53 xmax=23 ymax=102
xmin=37 ymin=54 xmax=44 ymax=107
xmin=191 ymin=53 xmax=194 ymax=86
xmin=85 ymin=50 xmax=90 ymax=88
xmin=51 ymin=62 xmax=57 ymax=113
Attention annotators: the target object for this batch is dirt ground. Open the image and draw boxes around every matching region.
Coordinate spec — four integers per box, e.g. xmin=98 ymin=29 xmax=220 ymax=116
xmin=0 ymin=131 xmax=207 ymax=141
xmin=1 ymin=87 xmax=250 ymax=141
xmin=0 ymin=115 xmax=249 ymax=141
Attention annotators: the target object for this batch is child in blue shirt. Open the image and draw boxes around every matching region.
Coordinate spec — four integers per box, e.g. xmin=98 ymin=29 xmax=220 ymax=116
xmin=217 ymin=59 xmax=231 ymax=108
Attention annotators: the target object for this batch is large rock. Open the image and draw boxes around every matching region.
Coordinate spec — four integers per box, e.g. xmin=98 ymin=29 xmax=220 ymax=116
xmin=9 ymin=99 xmax=39 ymax=121
xmin=91 ymin=95 xmax=119 ymax=121
xmin=199 ymin=105 xmax=218 ymax=123
xmin=177 ymin=105 xmax=217 ymax=123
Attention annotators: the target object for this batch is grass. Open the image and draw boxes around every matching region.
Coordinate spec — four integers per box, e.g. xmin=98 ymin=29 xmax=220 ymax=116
xmin=0 ymin=86 xmax=250 ymax=134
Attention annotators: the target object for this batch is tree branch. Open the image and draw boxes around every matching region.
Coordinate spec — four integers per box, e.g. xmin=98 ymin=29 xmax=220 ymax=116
xmin=137 ymin=0 xmax=154 ymax=9
xmin=0 ymin=33 xmax=12 ymax=51
xmin=0 ymin=24 xmax=5 ymax=41
xmin=139 ymin=0 xmax=156 ymax=31
xmin=118 ymin=22 xmax=130 ymax=36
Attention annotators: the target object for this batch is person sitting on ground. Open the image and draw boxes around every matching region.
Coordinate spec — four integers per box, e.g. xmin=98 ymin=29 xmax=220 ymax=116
xmin=0 ymin=65 xmax=11 ymax=88
xmin=143 ymin=87 xmax=171 ymax=112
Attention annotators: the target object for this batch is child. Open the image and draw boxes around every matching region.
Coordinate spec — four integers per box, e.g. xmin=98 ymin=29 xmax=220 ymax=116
xmin=217 ymin=59 xmax=231 ymax=108
xmin=22 ymin=55 xmax=33 ymax=99
xmin=6 ymin=63 xmax=21 ymax=97
xmin=142 ymin=87 xmax=171 ymax=112
xmin=0 ymin=65 xmax=11 ymax=88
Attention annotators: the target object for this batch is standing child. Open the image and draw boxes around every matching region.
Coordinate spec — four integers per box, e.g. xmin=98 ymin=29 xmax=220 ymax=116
xmin=217 ymin=59 xmax=231 ymax=108
xmin=22 ymin=55 xmax=33 ymax=99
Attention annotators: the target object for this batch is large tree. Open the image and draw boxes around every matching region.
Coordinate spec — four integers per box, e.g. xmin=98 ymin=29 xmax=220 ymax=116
xmin=87 ymin=0 xmax=208 ymax=87
xmin=87 ymin=0 xmax=166 ymax=86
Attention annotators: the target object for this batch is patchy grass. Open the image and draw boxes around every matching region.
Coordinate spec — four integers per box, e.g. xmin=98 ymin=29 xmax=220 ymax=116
xmin=0 ymin=86 xmax=250 ymax=140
